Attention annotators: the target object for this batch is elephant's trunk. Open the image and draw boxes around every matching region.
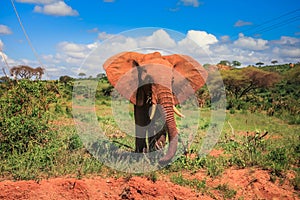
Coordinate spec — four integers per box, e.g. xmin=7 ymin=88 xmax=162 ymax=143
xmin=155 ymin=85 xmax=178 ymax=165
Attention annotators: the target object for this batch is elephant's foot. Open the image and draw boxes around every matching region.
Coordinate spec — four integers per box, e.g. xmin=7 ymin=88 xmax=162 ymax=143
xmin=135 ymin=138 xmax=146 ymax=153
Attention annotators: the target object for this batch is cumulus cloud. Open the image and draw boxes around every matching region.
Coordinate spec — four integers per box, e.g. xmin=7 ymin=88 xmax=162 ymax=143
xmin=34 ymin=1 xmax=79 ymax=16
xmin=272 ymin=36 xmax=300 ymax=45
xmin=57 ymin=41 xmax=94 ymax=61
xmin=273 ymin=47 xmax=300 ymax=58
xmin=97 ymin=32 xmax=115 ymax=40
xmin=0 ymin=25 xmax=12 ymax=35
xmin=178 ymin=30 xmax=218 ymax=56
xmin=233 ymin=33 xmax=269 ymax=50
xmin=138 ymin=29 xmax=176 ymax=49
xmin=220 ymin=35 xmax=230 ymax=43
xmin=180 ymin=0 xmax=201 ymax=7
xmin=6 ymin=29 xmax=299 ymax=78
xmin=234 ymin=20 xmax=253 ymax=27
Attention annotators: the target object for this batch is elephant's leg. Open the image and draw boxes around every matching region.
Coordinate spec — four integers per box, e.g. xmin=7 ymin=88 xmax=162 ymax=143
xmin=135 ymin=125 xmax=147 ymax=152
xmin=155 ymin=126 xmax=167 ymax=150
xmin=148 ymin=124 xmax=167 ymax=151
xmin=134 ymin=104 xmax=150 ymax=153
xmin=147 ymin=123 xmax=156 ymax=152
xmin=147 ymin=106 xmax=166 ymax=151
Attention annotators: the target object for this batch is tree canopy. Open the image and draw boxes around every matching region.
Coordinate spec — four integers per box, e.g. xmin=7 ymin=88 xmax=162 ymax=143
xmin=10 ymin=65 xmax=44 ymax=80
xmin=221 ymin=66 xmax=281 ymax=99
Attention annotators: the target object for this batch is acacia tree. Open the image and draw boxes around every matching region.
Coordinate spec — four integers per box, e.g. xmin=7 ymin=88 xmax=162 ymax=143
xmin=78 ymin=72 xmax=86 ymax=78
xmin=218 ymin=60 xmax=241 ymax=68
xmin=222 ymin=66 xmax=281 ymax=100
xmin=59 ymin=75 xmax=74 ymax=85
xmin=232 ymin=60 xmax=241 ymax=67
xmin=219 ymin=60 xmax=231 ymax=66
xmin=10 ymin=65 xmax=44 ymax=80
xmin=255 ymin=62 xmax=264 ymax=67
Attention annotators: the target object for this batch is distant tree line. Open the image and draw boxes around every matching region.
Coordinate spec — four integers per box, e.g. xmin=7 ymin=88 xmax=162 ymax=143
xmin=197 ymin=63 xmax=300 ymax=124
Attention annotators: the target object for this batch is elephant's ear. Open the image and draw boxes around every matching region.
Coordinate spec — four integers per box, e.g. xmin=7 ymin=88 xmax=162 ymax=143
xmin=103 ymin=52 xmax=143 ymax=86
xmin=163 ymin=54 xmax=208 ymax=104
xmin=103 ymin=52 xmax=144 ymax=104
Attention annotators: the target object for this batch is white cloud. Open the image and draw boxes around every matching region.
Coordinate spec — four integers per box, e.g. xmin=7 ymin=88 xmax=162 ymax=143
xmin=234 ymin=20 xmax=253 ymax=27
xmin=220 ymin=35 xmax=230 ymax=43
xmin=4 ymin=29 xmax=299 ymax=79
xmin=0 ymin=40 xmax=3 ymax=50
xmin=272 ymin=36 xmax=300 ymax=45
xmin=34 ymin=1 xmax=79 ymax=16
xmin=0 ymin=25 xmax=12 ymax=35
xmin=213 ymin=44 xmax=231 ymax=55
xmin=103 ymin=0 xmax=115 ymax=2
xmin=0 ymin=40 xmax=11 ymax=69
xmin=188 ymin=30 xmax=218 ymax=47
xmin=97 ymin=32 xmax=114 ymax=40
xmin=138 ymin=29 xmax=176 ymax=49
xmin=273 ymin=47 xmax=300 ymax=58
xmin=54 ymin=30 xmax=177 ymax=76
xmin=180 ymin=0 xmax=201 ymax=7
xmin=178 ymin=30 xmax=218 ymax=54
xmin=233 ymin=33 xmax=269 ymax=50
xmin=57 ymin=41 xmax=93 ymax=60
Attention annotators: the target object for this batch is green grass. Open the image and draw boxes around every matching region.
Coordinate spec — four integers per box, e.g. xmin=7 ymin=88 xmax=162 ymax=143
xmin=215 ymin=183 xmax=237 ymax=199
xmin=1 ymin=100 xmax=299 ymax=181
xmin=0 ymin=82 xmax=299 ymax=199
xmin=0 ymin=124 xmax=104 ymax=180
xmin=170 ymin=173 xmax=206 ymax=192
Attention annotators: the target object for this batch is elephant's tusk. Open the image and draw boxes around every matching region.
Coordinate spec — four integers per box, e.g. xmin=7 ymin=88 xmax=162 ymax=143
xmin=173 ymin=106 xmax=185 ymax=118
xmin=149 ymin=104 xmax=157 ymax=120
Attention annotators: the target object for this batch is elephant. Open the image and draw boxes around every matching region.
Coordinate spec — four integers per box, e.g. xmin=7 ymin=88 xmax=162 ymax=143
xmin=103 ymin=51 xmax=207 ymax=165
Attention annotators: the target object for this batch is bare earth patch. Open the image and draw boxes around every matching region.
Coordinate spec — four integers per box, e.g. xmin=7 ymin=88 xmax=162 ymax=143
xmin=193 ymin=167 xmax=299 ymax=200
xmin=1 ymin=167 xmax=298 ymax=200
xmin=0 ymin=176 xmax=211 ymax=200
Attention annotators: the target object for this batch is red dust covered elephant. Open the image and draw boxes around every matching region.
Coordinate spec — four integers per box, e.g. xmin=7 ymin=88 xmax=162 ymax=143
xmin=103 ymin=52 xmax=207 ymax=165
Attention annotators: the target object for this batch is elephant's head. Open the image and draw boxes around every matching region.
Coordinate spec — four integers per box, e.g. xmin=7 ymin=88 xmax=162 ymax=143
xmin=103 ymin=52 xmax=207 ymax=164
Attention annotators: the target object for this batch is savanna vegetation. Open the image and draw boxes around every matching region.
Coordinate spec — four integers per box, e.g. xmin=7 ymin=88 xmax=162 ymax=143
xmin=0 ymin=63 xmax=299 ymax=199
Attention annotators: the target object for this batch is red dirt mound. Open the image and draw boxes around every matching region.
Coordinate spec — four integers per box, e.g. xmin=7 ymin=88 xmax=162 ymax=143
xmin=0 ymin=168 xmax=298 ymax=199
xmin=0 ymin=176 xmax=211 ymax=200
xmin=193 ymin=167 xmax=299 ymax=200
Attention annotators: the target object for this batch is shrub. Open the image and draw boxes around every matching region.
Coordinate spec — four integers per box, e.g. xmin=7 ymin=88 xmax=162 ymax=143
xmin=0 ymin=80 xmax=57 ymax=156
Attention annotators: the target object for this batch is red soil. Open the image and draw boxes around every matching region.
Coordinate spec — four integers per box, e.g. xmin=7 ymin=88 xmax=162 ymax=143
xmin=1 ymin=167 xmax=298 ymax=200
xmin=0 ymin=176 xmax=210 ymax=200
xmin=193 ymin=167 xmax=299 ymax=200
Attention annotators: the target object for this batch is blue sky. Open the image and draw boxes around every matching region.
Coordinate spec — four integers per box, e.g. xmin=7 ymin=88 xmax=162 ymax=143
xmin=0 ymin=0 xmax=300 ymax=79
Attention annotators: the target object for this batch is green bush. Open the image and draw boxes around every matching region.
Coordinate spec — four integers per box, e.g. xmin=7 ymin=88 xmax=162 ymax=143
xmin=266 ymin=147 xmax=289 ymax=174
xmin=68 ymin=134 xmax=83 ymax=151
xmin=0 ymin=80 xmax=57 ymax=155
